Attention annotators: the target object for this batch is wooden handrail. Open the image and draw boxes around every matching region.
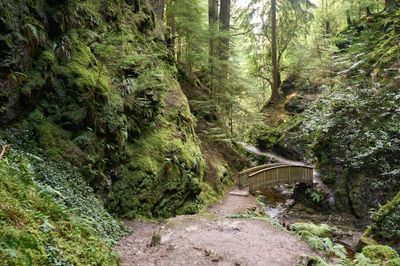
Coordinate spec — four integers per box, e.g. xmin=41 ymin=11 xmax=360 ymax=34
xmin=239 ymin=164 xmax=313 ymax=192
xmin=248 ymin=165 xmax=313 ymax=178
xmin=238 ymin=163 xmax=288 ymax=188
xmin=239 ymin=163 xmax=289 ymax=175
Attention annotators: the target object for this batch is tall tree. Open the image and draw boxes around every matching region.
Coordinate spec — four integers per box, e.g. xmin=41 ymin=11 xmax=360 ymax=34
xmin=148 ymin=0 xmax=165 ymax=20
xmin=165 ymin=0 xmax=176 ymax=53
xmin=270 ymin=0 xmax=278 ymax=103
xmin=239 ymin=0 xmax=314 ymax=105
xmin=208 ymin=0 xmax=219 ymax=96
xmin=219 ymin=0 xmax=231 ymax=80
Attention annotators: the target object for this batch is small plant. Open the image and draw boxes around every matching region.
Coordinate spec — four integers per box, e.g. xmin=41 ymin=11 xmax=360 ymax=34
xmin=150 ymin=233 xmax=161 ymax=247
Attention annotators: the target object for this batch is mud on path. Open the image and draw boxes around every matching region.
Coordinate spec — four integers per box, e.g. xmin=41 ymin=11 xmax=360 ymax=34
xmin=115 ymin=187 xmax=314 ymax=266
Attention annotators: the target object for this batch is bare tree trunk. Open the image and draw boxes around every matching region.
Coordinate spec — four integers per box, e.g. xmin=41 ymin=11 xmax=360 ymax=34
xmin=208 ymin=0 xmax=219 ymax=99
xmin=219 ymin=0 xmax=231 ymax=80
xmin=366 ymin=6 xmax=371 ymax=16
xmin=270 ymin=0 xmax=278 ymax=103
xmin=166 ymin=0 xmax=176 ymax=57
xmin=148 ymin=0 xmax=165 ymax=20
xmin=346 ymin=10 xmax=352 ymax=26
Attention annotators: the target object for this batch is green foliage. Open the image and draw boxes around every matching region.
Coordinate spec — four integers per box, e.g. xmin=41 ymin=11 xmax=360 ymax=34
xmin=292 ymin=223 xmax=333 ymax=238
xmin=0 ymin=129 xmax=130 ymax=242
xmin=361 ymin=245 xmax=400 ymax=265
xmin=273 ymin=9 xmax=400 ymax=220
xmin=292 ymin=223 xmax=347 ymax=260
xmin=0 ymin=144 xmax=122 ymax=265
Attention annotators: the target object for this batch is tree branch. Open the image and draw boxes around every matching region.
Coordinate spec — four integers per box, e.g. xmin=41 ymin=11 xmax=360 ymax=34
xmin=251 ymin=72 xmax=272 ymax=85
xmin=0 ymin=144 xmax=11 ymax=160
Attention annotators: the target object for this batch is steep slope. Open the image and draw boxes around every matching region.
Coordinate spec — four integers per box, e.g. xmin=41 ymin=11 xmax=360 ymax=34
xmin=0 ymin=132 xmax=129 ymax=264
xmin=0 ymin=0 xmax=234 ymax=220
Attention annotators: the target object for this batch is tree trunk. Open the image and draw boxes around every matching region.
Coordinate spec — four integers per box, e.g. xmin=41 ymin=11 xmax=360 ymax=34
xmin=366 ymin=7 xmax=371 ymax=16
xmin=165 ymin=0 xmax=176 ymax=57
xmin=270 ymin=0 xmax=278 ymax=103
xmin=208 ymin=0 xmax=219 ymax=98
xmin=219 ymin=0 xmax=230 ymax=80
xmin=148 ymin=0 xmax=165 ymax=20
xmin=346 ymin=10 xmax=352 ymax=26
xmin=385 ymin=0 xmax=400 ymax=10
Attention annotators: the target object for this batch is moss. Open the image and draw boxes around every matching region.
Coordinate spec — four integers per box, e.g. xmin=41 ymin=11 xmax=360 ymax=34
xmin=362 ymin=192 xmax=400 ymax=252
xmin=1 ymin=0 xmax=231 ymax=226
xmin=58 ymin=42 xmax=110 ymax=93
xmin=20 ymin=71 xmax=46 ymax=97
xmin=356 ymin=236 xmax=379 ymax=251
xmin=35 ymin=121 xmax=84 ymax=164
xmin=292 ymin=223 xmax=333 ymax=238
xmin=109 ymin=126 xmax=206 ymax=218
xmin=362 ymin=245 xmax=399 ymax=265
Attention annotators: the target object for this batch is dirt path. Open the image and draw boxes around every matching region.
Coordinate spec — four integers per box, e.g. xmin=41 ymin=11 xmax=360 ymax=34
xmin=115 ymin=187 xmax=314 ymax=266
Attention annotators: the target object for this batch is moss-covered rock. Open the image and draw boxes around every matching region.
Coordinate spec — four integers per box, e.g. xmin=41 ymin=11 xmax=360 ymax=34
xmin=361 ymin=245 xmax=400 ymax=265
xmin=360 ymin=191 xmax=400 ymax=253
xmin=285 ymin=96 xmax=311 ymax=114
xmin=108 ymin=126 xmax=206 ymax=218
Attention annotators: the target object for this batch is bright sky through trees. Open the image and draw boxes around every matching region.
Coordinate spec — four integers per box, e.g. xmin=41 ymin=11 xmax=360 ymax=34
xmin=235 ymin=0 xmax=320 ymax=8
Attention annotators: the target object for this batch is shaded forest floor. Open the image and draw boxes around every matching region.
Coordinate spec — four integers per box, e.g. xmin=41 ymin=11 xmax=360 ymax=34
xmin=114 ymin=186 xmax=314 ymax=265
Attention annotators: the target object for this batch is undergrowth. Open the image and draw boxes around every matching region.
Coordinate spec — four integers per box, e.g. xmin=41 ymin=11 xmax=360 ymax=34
xmin=0 ymin=140 xmax=127 ymax=264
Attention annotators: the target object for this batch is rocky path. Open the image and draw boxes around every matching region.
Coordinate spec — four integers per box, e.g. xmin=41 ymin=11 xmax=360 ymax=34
xmin=115 ymin=187 xmax=314 ymax=265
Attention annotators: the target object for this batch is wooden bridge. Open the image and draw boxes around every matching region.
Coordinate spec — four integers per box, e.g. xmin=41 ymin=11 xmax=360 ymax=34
xmin=239 ymin=164 xmax=313 ymax=193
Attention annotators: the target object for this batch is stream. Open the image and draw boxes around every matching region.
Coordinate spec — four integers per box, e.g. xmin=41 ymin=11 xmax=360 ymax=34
xmin=238 ymin=142 xmax=362 ymax=259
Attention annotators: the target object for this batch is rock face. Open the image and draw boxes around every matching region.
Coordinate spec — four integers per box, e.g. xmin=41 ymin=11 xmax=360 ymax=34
xmin=281 ymin=74 xmax=299 ymax=95
xmin=285 ymin=96 xmax=311 ymax=114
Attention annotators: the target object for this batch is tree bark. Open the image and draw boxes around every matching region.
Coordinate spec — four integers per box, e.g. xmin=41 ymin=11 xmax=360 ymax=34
xmin=208 ymin=0 xmax=219 ymax=98
xmin=219 ymin=0 xmax=231 ymax=78
xmin=148 ymin=0 xmax=165 ymax=20
xmin=270 ymin=0 xmax=278 ymax=103
xmin=165 ymin=0 xmax=176 ymax=56
xmin=385 ymin=0 xmax=400 ymax=10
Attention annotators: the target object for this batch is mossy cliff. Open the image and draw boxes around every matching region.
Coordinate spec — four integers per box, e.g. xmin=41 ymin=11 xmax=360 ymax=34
xmin=0 ymin=0 xmax=231 ymax=221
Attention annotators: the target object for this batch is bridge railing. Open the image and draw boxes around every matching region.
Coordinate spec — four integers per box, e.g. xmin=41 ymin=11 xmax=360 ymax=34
xmin=238 ymin=163 xmax=288 ymax=188
xmin=248 ymin=165 xmax=313 ymax=194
